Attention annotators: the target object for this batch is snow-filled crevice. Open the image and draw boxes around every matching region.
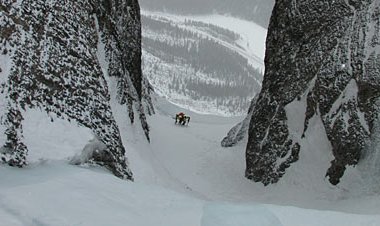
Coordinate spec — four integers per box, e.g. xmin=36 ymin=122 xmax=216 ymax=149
xmin=284 ymin=76 xmax=334 ymax=187
xmin=328 ymin=79 xmax=369 ymax=133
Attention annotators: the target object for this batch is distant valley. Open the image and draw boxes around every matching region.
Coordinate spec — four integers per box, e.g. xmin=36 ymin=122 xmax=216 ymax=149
xmin=141 ymin=11 xmax=267 ymax=115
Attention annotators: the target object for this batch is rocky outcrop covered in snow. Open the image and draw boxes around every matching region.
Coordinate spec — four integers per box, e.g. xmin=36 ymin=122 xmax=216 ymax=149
xmin=0 ymin=0 xmax=151 ymax=180
xmin=95 ymin=0 xmax=153 ymax=139
xmin=245 ymin=0 xmax=380 ymax=185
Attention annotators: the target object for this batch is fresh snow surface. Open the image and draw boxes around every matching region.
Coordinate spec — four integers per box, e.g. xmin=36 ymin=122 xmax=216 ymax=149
xmin=1 ymin=95 xmax=380 ymax=225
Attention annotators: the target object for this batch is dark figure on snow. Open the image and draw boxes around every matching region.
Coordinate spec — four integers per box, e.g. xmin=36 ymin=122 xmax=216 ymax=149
xmin=175 ymin=112 xmax=190 ymax=125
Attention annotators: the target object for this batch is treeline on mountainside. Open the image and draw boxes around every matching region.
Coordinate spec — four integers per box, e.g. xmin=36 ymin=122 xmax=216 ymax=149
xmin=169 ymin=76 xmax=253 ymax=114
xmin=143 ymin=36 xmax=260 ymax=81
xmin=142 ymin=16 xmax=241 ymax=44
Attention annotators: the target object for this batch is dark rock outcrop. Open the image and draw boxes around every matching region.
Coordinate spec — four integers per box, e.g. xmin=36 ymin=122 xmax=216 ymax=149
xmin=0 ymin=0 xmax=151 ymax=180
xmin=245 ymin=0 xmax=380 ymax=185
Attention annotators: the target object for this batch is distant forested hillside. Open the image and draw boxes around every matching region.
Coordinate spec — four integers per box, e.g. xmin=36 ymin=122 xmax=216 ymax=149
xmin=139 ymin=0 xmax=274 ymax=28
xmin=142 ymin=15 xmax=262 ymax=115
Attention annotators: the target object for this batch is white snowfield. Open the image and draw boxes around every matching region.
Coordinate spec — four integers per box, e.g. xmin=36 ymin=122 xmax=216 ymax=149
xmin=0 ymin=95 xmax=380 ymax=226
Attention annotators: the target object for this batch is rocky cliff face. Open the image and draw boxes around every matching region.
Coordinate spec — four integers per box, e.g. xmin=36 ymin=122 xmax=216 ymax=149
xmin=95 ymin=0 xmax=153 ymax=139
xmin=0 ymin=0 xmax=151 ymax=180
xmin=245 ymin=0 xmax=380 ymax=185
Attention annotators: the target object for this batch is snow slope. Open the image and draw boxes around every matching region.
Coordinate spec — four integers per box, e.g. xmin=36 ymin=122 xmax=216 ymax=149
xmin=1 ymin=95 xmax=380 ymax=225
xmin=190 ymin=14 xmax=267 ymax=68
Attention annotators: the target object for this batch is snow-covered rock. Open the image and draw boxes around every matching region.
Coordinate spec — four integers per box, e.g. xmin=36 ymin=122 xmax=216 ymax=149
xmin=245 ymin=0 xmax=380 ymax=185
xmin=0 ymin=0 xmax=151 ymax=180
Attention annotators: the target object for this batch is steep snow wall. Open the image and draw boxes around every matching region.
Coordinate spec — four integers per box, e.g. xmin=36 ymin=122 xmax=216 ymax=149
xmin=244 ymin=0 xmax=380 ymax=185
xmin=0 ymin=0 xmax=151 ymax=180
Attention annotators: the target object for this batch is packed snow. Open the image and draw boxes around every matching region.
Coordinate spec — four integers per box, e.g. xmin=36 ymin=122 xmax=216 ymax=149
xmin=1 ymin=95 xmax=380 ymax=225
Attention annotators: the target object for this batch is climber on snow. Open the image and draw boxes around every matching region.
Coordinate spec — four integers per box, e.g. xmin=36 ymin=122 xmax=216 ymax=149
xmin=175 ymin=112 xmax=190 ymax=125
